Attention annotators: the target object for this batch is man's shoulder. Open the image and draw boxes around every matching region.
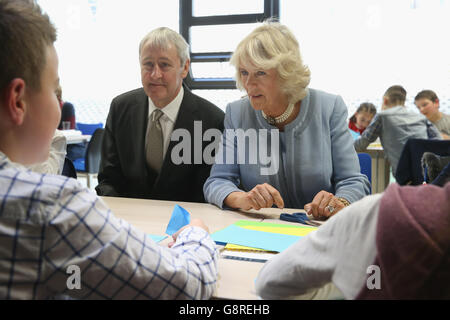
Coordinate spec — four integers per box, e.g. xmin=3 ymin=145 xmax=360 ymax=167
xmin=112 ymin=88 xmax=146 ymax=105
xmin=108 ymin=88 xmax=148 ymax=118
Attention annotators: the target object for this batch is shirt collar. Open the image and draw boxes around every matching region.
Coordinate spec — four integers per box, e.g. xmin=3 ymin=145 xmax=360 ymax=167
xmin=147 ymin=86 xmax=184 ymax=123
xmin=0 ymin=151 xmax=26 ymax=170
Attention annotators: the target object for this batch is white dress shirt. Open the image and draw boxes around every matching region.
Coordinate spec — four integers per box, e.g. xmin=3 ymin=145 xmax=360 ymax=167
xmin=146 ymin=86 xmax=184 ymax=160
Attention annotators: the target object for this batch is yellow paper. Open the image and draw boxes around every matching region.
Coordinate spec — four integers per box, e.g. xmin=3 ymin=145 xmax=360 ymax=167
xmin=225 ymin=243 xmax=271 ymax=252
xmin=241 ymin=225 xmax=317 ymax=237
xmin=223 ymin=224 xmax=317 ymax=251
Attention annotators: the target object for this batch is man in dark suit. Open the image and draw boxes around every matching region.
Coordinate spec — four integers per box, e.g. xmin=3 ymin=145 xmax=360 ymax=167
xmin=96 ymin=27 xmax=224 ymax=202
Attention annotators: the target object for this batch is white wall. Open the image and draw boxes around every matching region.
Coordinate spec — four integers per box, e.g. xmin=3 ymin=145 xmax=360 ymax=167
xmin=38 ymin=0 xmax=450 ymax=123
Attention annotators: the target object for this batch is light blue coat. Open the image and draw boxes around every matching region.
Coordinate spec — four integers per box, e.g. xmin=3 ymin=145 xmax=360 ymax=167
xmin=203 ymin=88 xmax=371 ymax=209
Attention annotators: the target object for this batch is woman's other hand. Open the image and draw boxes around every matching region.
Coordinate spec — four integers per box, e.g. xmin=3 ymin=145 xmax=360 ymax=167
xmin=304 ymin=191 xmax=346 ymax=220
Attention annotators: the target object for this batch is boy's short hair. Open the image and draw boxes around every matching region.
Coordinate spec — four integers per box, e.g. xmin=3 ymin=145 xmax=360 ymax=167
xmin=0 ymin=0 xmax=57 ymax=92
xmin=414 ymin=90 xmax=439 ymax=103
xmin=384 ymin=85 xmax=407 ymax=106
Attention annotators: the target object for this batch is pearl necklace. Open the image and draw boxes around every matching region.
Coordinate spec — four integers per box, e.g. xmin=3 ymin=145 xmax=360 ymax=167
xmin=262 ymin=102 xmax=295 ymax=125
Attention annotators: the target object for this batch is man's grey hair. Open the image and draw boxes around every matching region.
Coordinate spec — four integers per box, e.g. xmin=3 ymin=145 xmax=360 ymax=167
xmin=139 ymin=27 xmax=190 ymax=66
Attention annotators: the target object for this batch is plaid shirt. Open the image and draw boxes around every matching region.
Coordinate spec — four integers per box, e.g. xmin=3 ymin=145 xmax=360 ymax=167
xmin=0 ymin=152 xmax=218 ymax=300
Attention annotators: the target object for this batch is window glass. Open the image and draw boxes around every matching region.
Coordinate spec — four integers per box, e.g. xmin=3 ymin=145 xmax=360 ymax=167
xmin=193 ymin=89 xmax=245 ymax=112
xmin=191 ymin=62 xmax=236 ymax=79
xmin=190 ymin=23 xmax=260 ymax=52
xmin=193 ymin=0 xmax=264 ymax=16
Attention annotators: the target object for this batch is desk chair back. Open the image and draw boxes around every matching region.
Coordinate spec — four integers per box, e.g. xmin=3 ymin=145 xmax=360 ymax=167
xmin=73 ymin=128 xmax=104 ymax=188
xmin=358 ymin=153 xmax=372 ymax=184
xmin=85 ymin=128 xmax=104 ymax=173
xmin=76 ymin=122 xmax=103 ymax=135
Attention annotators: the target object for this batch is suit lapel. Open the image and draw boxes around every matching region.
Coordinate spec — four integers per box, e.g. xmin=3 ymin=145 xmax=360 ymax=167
xmin=134 ymin=89 xmax=155 ymax=182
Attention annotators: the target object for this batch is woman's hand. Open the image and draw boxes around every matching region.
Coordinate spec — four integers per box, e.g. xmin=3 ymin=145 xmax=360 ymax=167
xmin=224 ymin=183 xmax=284 ymax=210
xmin=304 ymin=191 xmax=346 ymax=220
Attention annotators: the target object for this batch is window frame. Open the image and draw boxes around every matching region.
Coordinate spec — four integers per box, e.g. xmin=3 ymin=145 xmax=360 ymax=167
xmin=180 ymin=0 xmax=280 ymax=90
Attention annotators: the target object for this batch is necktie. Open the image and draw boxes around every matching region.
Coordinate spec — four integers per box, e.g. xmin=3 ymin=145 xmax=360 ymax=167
xmin=146 ymin=109 xmax=164 ymax=173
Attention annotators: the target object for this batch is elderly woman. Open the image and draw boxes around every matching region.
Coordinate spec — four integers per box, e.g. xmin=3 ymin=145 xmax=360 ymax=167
xmin=203 ymin=22 xmax=370 ymax=219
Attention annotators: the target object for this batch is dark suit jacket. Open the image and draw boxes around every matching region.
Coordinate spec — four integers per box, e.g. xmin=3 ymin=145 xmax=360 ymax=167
xmin=96 ymin=86 xmax=225 ymax=202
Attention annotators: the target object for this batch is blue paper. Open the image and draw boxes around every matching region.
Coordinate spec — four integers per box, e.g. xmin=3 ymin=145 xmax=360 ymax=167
xmin=148 ymin=235 xmax=167 ymax=243
xmin=165 ymin=204 xmax=191 ymax=235
xmin=211 ymin=224 xmax=301 ymax=252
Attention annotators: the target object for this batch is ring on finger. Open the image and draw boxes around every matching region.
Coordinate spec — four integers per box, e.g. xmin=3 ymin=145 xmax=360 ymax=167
xmin=326 ymin=205 xmax=335 ymax=214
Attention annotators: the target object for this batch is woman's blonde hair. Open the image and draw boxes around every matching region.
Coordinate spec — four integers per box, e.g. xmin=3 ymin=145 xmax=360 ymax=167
xmin=230 ymin=21 xmax=311 ymax=103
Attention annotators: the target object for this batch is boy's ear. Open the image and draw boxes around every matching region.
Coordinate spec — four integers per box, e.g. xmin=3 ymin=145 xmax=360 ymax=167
xmin=3 ymin=78 xmax=27 ymax=125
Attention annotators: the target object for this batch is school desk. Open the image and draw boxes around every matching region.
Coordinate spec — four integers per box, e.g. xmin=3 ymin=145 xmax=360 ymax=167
xmin=61 ymin=129 xmax=91 ymax=145
xmin=100 ymin=196 xmax=304 ymax=299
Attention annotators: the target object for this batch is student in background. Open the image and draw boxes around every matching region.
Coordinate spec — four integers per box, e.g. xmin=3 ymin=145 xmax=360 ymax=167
xmin=255 ymin=182 xmax=450 ymax=299
xmin=56 ymin=84 xmax=86 ymax=161
xmin=354 ymin=85 xmax=441 ymax=175
xmin=0 ymin=0 xmax=218 ymax=299
xmin=56 ymin=85 xmax=75 ymax=130
xmin=415 ymin=90 xmax=450 ymax=140
xmin=348 ymin=102 xmax=377 ymax=135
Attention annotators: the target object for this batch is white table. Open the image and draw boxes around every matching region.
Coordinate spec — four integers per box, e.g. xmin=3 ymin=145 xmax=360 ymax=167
xmin=61 ymin=130 xmax=91 ymax=144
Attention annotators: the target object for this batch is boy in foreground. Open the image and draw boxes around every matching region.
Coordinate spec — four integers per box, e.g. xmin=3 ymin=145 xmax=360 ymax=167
xmin=0 ymin=0 xmax=217 ymax=300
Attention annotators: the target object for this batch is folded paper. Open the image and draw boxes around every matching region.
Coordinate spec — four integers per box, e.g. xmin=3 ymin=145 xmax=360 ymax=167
xmin=165 ymin=204 xmax=191 ymax=235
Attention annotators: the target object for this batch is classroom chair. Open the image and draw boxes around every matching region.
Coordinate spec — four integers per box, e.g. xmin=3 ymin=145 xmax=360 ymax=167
xmin=357 ymin=152 xmax=372 ymax=184
xmin=73 ymin=128 xmax=104 ymax=189
xmin=76 ymin=122 xmax=103 ymax=135
xmin=61 ymin=157 xmax=77 ymax=179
